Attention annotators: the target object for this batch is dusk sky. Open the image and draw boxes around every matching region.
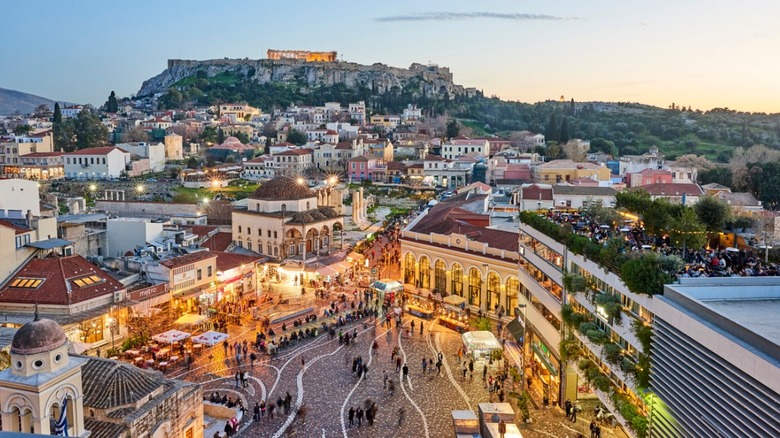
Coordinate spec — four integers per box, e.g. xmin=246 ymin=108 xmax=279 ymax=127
xmin=4 ymin=0 xmax=779 ymax=112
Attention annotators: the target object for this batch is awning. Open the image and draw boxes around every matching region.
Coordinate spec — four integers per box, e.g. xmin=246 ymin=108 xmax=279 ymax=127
xmin=443 ymin=295 xmax=467 ymax=308
xmin=152 ymin=329 xmax=191 ymax=344
xmin=316 ymin=265 xmax=337 ymax=276
xmin=174 ymin=313 xmax=208 ymax=326
xmin=531 ymin=343 xmax=559 ymax=377
xmin=191 ymin=330 xmax=229 ymax=347
xmin=506 ymin=318 xmax=525 ymax=343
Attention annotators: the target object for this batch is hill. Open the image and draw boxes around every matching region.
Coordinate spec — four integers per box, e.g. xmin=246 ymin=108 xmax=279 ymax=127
xmin=0 ymin=87 xmax=65 ymax=115
xmin=141 ymin=58 xmax=780 ymax=161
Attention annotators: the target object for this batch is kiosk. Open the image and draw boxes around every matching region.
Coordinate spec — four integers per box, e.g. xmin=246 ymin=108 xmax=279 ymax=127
xmin=440 ymin=294 xmax=469 ymax=332
xmin=462 ymin=331 xmax=502 ymax=361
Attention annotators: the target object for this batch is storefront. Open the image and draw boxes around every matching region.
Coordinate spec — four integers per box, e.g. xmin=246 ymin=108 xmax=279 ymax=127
xmin=440 ymin=294 xmax=469 ymax=332
xmin=528 ymin=334 xmax=561 ymax=407
xmin=404 ymin=290 xmax=435 ymax=319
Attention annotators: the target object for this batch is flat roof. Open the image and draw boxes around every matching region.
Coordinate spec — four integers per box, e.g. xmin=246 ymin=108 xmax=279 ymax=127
xmin=25 ymin=238 xmax=73 ymax=249
xmin=664 ymin=277 xmax=780 ymax=363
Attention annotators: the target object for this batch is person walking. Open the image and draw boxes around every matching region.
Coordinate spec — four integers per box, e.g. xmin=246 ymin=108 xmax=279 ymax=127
xmin=356 ymin=407 xmax=364 ymax=426
xmin=435 ymin=358 xmax=442 ymax=376
xmin=396 ymin=356 xmax=402 ymax=372
xmin=482 ymin=364 xmax=488 ymax=381
xmin=498 ymin=420 xmax=507 ymax=438
xmin=419 ymin=321 xmax=423 ymax=335
xmin=397 ymin=407 xmax=406 ymax=426
xmin=260 ymin=400 xmax=266 ymax=417
xmin=462 ymin=364 xmax=468 ymax=380
xmin=402 ymin=364 xmax=409 ymax=382
xmin=253 ymin=402 xmax=261 ymax=422
xmin=410 ymin=320 xmax=415 ymax=334
xmin=348 ymin=406 xmax=355 ymax=426
xmin=383 ymin=370 xmax=388 ymax=389
xmin=234 ymin=371 xmax=240 ymax=388
xmin=421 ymin=357 xmax=428 ymax=374
xmin=565 ymin=400 xmax=572 ymax=420
xmin=469 ymin=359 xmax=474 ymax=379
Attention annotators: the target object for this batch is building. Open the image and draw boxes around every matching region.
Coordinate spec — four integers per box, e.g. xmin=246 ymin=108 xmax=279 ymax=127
xmin=369 ymin=115 xmax=400 ymax=130
xmin=61 ymin=105 xmax=84 ymax=118
xmin=207 ymin=137 xmax=256 ymax=162
xmin=105 ymin=217 xmax=164 ymax=258
xmin=164 ymin=133 xmax=183 ymax=160
xmin=231 ymin=177 xmax=343 ymax=260
xmin=401 ymin=195 xmax=521 ymax=317
xmin=15 ymin=151 xmax=65 ymax=180
xmin=551 ymin=185 xmax=617 ymax=210
xmin=513 ymin=183 xmax=554 ymax=211
xmin=146 ymin=251 xmax=219 ymax=310
xmin=441 ymin=137 xmax=490 ymax=160
xmin=626 ymin=168 xmax=673 ymax=187
xmin=618 ymin=146 xmax=663 ymax=176
xmin=117 ymin=142 xmax=165 ymax=173
xmin=274 ymin=148 xmax=313 ymax=177
xmin=0 ymin=132 xmax=55 ymax=177
xmin=0 ymin=316 xmax=203 ymax=437
xmin=347 ymin=156 xmax=384 ymax=182
xmin=0 ymin=178 xmax=41 ymax=216
xmin=64 ymin=147 xmax=130 ymax=180
xmin=637 ymin=182 xmax=704 ymax=204
xmin=421 ymin=154 xmax=472 ymax=188
xmin=242 ymin=155 xmax=275 ymax=180
xmin=651 ymin=278 xmax=780 ymax=437
xmin=218 ymin=103 xmax=260 ymax=123
xmin=306 ymin=129 xmax=339 ymax=144
xmin=534 ymin=159 xmax=611 ymax=184
xmin=267 ymin=49 xmax=337 ymax=62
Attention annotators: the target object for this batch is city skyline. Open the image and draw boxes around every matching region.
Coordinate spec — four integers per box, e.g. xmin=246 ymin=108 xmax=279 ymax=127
xmin=3 ymin=0 xmax=780 ymax=113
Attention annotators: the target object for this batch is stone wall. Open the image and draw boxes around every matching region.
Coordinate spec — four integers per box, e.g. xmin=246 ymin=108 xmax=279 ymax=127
xmin=95 ymin=200 xmax=199 ymax=217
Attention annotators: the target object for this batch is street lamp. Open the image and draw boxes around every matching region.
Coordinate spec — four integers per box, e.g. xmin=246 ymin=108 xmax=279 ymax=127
xmin=106 ymin=316 xmax=116 ymax=350
xmin=297 ymin=177 xmax=305 ymax=185
xmin=136 ymin=184 xmax=145 ymax=194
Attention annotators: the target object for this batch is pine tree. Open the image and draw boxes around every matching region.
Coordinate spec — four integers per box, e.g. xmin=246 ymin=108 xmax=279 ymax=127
xmin=545 ymin=113 xmax=559 ymax=143
xmin=559 ymin=117 xmax=570 ymax=143
xmin=53 ymin=102 xmax=62 ymax=124
xmin=569 ymin=98 xmax=576 ymax=116
xmin=217 ymin=128 xmax=225 ymax=145
xmin=106 ymin=91 xmax=119 ymax=113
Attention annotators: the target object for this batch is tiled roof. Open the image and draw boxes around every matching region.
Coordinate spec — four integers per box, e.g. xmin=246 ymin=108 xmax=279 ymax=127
xmin=423 ymin=154 xmax=446 ymax=161
xmin=202 ymin=232 xmax=233 ymax=252
xmin=716 ymin=191 xmax=761 ymax=207
xmin=186 ymin=225 xmax=218 ymax=238
xmin=0 ymin=255 xmax=124 ymax=305
xmin=84 ymin=418 xmax=128 ymax=438
xmin=639 ymin=183 xmax=704 ymax=196
xmin=538 ymin=159 xmax=601 ymax=170
xmin=82 ymin=357 xmax=164 ymax=409
xmin=277 ymin=148 xmax=313 ymax=156
xmin=409 ymin=202 xmax=517 ymax=252
xmin=553 ymin=185 xmax=617 ymax=196
xmin=20 ymin=152 xmax=64 ymax=157
xmin=0 ymin=220 xmax=31 ymax=235
xmin=66 ymin=147 xmax=127 ymax=155
xmin=214 ymin=251 xmax=262 ymax=271
xmin=159 ymin=251 xmax=216 ymax=269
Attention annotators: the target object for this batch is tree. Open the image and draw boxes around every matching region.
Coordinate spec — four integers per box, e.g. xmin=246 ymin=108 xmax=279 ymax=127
xmin=200 ymin=126 xmax=218 ymax=145
xmin=669 ymin=208 xmax=706 ymax=250
xmin=698 ymin=167 xmax=732 ymax=187
xmin=693 ymin=196 xmax=731 ymax=232
xmin=72 ymin=110 xmax=109 ymax=150
xmin=745 ymin=161 xmax=780 ymax=206
xmin=673 ymin=154 xmax=713 ymax=171
xmin=123 ymin=127 xmax=149 ymax=142
xmin=286 ymin=129 xmax=307 ymax=146
xmin=53 ymin=102 xmax=62 ymax=124
xmin=186 ymin=156 xmax=200 ymax=169
xmin=589 ymin=137 xmax=617 ymax=157
xmin=446 ymin=120 xmax=460 ymax=139
xmin=233 ymin=131 xmax=250 ymax=144
xmin=13 ymin=125 xmax=32 ymax=135
xmin=562 ymin=140 xmax=587 ymax=162
xmin=621 ymin=253 xmax=681 ymax=295
xmin=33 ymin=103 xmax=50 ymax=117
xmin=559 ymin=117 xmax=570 ymax=143
xmin=545 ymin=113 xmax=559 ymax=143
xmin=217 ymin=128 xmax=226 ymax=145
xmin=105 ymin=91 xmax=119 ymax=113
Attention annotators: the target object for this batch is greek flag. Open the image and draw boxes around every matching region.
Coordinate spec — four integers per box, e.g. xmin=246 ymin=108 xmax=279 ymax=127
xmin=54 ymin=397 xmax=68 ymax=436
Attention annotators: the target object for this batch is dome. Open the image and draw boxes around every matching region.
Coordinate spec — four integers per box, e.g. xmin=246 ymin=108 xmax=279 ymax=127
xmin=252 ymin=177 xmax=315 ymax=201
xmin=11 ymin=317 xmax=67 ymax=355
xmin=223 ymin=136 xmax=241 ymax=144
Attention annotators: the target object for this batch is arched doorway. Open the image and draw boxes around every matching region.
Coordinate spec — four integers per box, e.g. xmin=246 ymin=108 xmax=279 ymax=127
xmin=468 ymin=268 xmax=482 ymax=307
xmin=487 ymin=272 xmax=501 ymax=313
xmin=451 ymin=263 xmax=463 ymax=296
xmin=434 ymin=259 xmax=446 ymax=292
xmin=404 ymin=253 xmax=416 ymax=284
xmin=506 ymin=276 xmax=519 ymax=316
xmin=419 ymin=256 xmax=430 ymax=289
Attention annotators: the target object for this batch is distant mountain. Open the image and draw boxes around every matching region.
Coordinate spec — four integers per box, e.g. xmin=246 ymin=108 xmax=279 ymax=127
xmin=0 ymin=87 xmax=70 ymax=116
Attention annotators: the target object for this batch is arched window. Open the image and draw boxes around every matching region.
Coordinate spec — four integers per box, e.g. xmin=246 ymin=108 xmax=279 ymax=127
xmin=404 ymin=253 xmax=416 ymax=284
xmin=487 ymin=272 xmax=501 ymax=313
xmin=505 ymin=276 xmax=519 ymax=316
xmin=468 ymin=268 xmax=482 ymax=307
xmin=434 ymin=260 xmax=446 ymax=292
xmin=419 ymin=256 xmax=430 ymax=289
xmin=451 ymin=263 xmax=463 ymax=296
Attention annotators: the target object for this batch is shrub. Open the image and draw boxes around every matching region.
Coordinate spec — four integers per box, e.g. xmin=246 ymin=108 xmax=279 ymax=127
xmin=602 ymin=343 xmax=623 ymax=366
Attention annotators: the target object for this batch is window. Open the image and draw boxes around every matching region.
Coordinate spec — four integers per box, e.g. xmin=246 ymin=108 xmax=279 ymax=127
xmin=238 ymin=226 xmax=242 ymax=234
xmin=197 ymin=269 xmax=202 ymax=281
xmin=468 ymin=268 xmax=482 ymax=306
xmin=9 ymin=278 xmax=44 ymax=288
xmin=247 ymin=242 xmax=252 ymax=251
xmin=451 ymin=264 xmax=463 ymax=296
xmin=267 ymin=230 xmax=271 ymax=238
xmin=434 ymin=260 xmax=446 ymax=292
xmin=419 ymin=256 xmax=430 ymax=289
xmin=274 ymin=231 xmax=278 ymax=239
xmin=258 ymin=228 xmax=262 ymax=236
xmin=207 ymin=266 xmax=212 ymax=277
xmin=247 ymin=228 xmax=251 ymax=235
xmin=268 ymin=244 xmax=273 ymax=255
xmin=258 ymin=244 xmax=263 ymax=255
xmin=71 ymin=275 xmax=105 ymax=288
xmin=404 ymin=253 xmax=416 ymax=284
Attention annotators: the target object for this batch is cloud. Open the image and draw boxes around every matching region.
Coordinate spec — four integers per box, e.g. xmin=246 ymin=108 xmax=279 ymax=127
xmin=375 ymin=12 xmax=575 ymax=23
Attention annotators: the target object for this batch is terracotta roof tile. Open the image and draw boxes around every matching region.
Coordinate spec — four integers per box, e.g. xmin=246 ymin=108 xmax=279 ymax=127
xmin=0 ymin=255 xmax=125 ymax=305
xmin=202 ymin=232 xmax=233 ymax=252
xmin=214 ymin=251 xmax=262 ymax=271
xmin=159 ymin=251 xmax=217 ymax=269
xmin=66 ymin=147 xmax=128 ymax=155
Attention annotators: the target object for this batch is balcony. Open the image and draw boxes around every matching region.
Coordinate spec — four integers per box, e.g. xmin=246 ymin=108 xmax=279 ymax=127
xmin=522 ymin=297 xmax=561 ymax=356
xmin=520 ymin=244 xmax=563 ymax=282
xmin=573 ymin=293 xmax=641 ymax=349
xmin=573 ymin=329 xmax=638 ymax=393
xmin=518 ymin=265 xmax=562 ymax=313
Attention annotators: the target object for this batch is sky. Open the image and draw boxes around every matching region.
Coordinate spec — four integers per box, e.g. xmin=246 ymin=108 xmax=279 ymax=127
xmin=3 ymin=0 xmax=779 ymax=113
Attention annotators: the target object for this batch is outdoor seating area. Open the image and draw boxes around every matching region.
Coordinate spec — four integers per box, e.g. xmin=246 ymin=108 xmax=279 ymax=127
xmin=117 ymin=328 xmax=224 ymax=372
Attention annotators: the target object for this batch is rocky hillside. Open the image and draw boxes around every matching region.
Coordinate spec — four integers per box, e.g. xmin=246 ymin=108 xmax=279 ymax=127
xmin=137 ymin=58 xmax=472 ymax=98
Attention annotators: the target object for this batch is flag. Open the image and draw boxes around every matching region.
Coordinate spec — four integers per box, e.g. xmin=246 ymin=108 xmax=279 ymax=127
xmin=54 ymin=397 xmax=69 ymax=436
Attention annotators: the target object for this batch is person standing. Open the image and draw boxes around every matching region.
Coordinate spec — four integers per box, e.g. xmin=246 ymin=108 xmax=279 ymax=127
xmin=419 ymin=321 xmax=423 ymax=335
xmin=234 ymin=371 xmax=240 ymax=388
xmin=356 ymin=407 xmax=364 ymax=426
xmin=498 ymin=420 xmax=507 ymax=438
xmin=253 ymin=402 xmax=261 ymax=422
xmin=396 ymin=356 xmax=402 ymax=372
xmin=348 ymin=406 xmax=355 ymax=426
xmin=565 ymin=399 xmax=572 ymax=420
xmin=383 ymin=370 xmax=388 ymax=389
xmin=410 ymin=320 xmax=415 ymax=334
xmin=421 ymin=357 xmax=428 ymax=374
xmin=469 ymin=360 xmax=474 ymax=379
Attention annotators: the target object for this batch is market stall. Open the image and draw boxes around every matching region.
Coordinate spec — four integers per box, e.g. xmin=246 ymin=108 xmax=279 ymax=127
xmin=462 ymin=331 xmax=502 ymax=361
xmin=152 ymin=329 xmax=191 ymax=344
xmin=440 ymin=295 xmax=469 ymax=332
xmin=451 ymin=410 xmax=480 ymax=438
xmin=371 ymin=279 xmax=404 ymax=304
xmin=191 ymin=331 xmax=229 ymax=347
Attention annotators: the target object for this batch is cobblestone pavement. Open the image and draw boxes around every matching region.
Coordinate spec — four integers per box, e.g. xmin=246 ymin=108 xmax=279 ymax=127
xmin=171 ymin=307 xmax=628 ymax=438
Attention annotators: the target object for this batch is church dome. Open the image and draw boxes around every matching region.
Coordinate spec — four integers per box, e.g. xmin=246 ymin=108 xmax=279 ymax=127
xmin=251 ymin=177 xmax=314 ymax=201
xmin=11 ymin=317 xmax=67 ymax=355
xmin=222 ymin=136 xmax=241 ymax=144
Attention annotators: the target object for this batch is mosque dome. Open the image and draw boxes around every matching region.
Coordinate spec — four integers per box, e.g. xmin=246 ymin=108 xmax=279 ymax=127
xmin=11 ymin=317 xmax=67 ymax=355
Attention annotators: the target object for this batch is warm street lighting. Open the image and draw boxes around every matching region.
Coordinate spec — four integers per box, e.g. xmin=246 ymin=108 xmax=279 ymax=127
xmin=89 ymin=184 xmax=97 ymax=192
xmin=329 ymin=176 xmax=338 ymax=185
xmin=136 ymin=185 xmax=145 ymax=193
xmin=212 ymin=179 xmax=221 ymax=188
xmin=202 ymin=197 xmax=209 ymax=204
xmin=297 ymin=177 xmax=305 ymax=185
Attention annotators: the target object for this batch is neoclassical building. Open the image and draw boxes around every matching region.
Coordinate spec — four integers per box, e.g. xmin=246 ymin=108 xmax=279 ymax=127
xmin=232 ymin=177 xmax=343 ymax=261
xmin=400 ymin=196 xmax=521 ymax=316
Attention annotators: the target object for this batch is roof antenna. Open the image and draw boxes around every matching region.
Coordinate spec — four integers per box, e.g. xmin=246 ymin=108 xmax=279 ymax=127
xmin=34 ymin=302 xmax=40 ymax=321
